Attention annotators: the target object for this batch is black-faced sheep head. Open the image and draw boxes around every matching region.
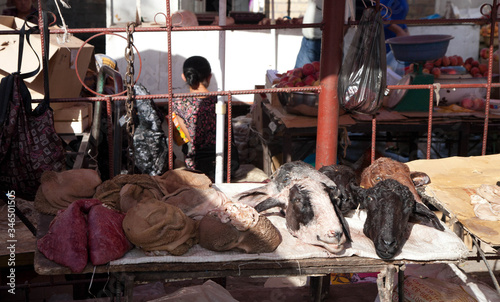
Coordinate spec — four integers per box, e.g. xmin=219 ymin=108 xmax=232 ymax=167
xmin=318 ymin=164 xmax=360 ymax=214
xmin=360 ymin=157 xmax=427 ymax=204
xmin=353 ymin=178 xmax=444 ymax=260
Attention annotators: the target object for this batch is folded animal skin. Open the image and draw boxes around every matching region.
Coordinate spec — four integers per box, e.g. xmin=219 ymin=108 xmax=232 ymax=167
xmin=163 ymin=187 xmax=230 ymax=220
xmin=198 ymin=202 xmax=282 ymax=253
xmin=93 ymin=174 xmax=163 ymax=212
xmin=122 ymin=198 xmax=199 ymax=255
xmin=35 ymin=169 xmax=102 ymax=215
xmin=153 ymin=169 xmax=212 ymax=195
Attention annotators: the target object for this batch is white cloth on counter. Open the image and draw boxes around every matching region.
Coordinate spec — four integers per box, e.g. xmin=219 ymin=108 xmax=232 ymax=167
xmin=111 ymin=184 xmax=469 ymax=266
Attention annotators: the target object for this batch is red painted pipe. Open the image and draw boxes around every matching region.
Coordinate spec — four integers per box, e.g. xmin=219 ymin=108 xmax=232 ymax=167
xmin=315 ymin=0 xmax=345 ymax=169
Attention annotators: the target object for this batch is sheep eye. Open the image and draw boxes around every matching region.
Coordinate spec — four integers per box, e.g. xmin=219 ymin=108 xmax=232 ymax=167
xmin=373 ymin=176 xmax=382 ymax=182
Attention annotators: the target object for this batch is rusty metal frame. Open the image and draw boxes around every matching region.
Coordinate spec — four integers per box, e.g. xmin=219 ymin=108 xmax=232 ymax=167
xmin=21 ymin=1 xmax=500 ymax=300
xmin=29 ymin=1 xmax=499 ymax=173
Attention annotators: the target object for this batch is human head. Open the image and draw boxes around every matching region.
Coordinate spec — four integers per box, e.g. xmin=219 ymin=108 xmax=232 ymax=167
xmin=182 ymin=56 xmax=212 ymax=90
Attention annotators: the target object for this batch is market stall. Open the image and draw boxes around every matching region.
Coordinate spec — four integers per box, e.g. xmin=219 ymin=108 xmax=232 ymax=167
xmin=32 ymin=182 xmax=469 ymax=301
xmin=3 ymin=0 xmax=500 ymax=301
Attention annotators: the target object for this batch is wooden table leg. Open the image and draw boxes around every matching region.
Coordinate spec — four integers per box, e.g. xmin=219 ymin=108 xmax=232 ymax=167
xmin=310 ymin=275 xmax=329 ymax=302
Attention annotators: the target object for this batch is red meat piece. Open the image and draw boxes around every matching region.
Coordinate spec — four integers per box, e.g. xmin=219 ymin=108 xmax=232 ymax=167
xmin=37 ymin=199 xmax=101 ymax=273
xmin=88 ymin=204 xmax=133 ymax=265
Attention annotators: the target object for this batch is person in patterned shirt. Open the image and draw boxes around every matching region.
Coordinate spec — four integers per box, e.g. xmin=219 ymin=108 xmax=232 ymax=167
xmin=172 ymin=56 xmax=239 ymax=181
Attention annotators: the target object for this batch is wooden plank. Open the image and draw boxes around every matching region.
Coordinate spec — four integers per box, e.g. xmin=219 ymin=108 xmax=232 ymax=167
xmin=407 ymin=154 xmax=500 ymax=247
xmin=0 ymin=200 xmax=37 ymax=267
xmin=73 ymin=132 xmax=91 ymax=169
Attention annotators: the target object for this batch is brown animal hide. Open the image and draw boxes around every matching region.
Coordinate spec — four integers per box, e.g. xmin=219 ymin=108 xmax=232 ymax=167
xmin=122 ymin=198 xmax=199 ymax=255
xmin=94 ymin=174 xmax=163 ymax=211
xmin=198 ymin=202 xmax=282 ymax=253
xmin=153 ymin=169 xmax=212 ymax=195
xmin=360 ymin=157 xmax=423 ymax=203
xmin=35 ymin=169 xmax=102 ymax=215
xmin=163 ymin=187 xmax=229 ymax=220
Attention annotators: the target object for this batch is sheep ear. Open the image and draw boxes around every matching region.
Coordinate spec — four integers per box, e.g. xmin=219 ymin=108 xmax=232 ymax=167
xmin=332 ymin=199 xmax=352 ymax=243
xmin=411 ymin=203 xmax=445 ymax=231
xmin=350 ymin=183 xmax=366 ymax=208
xmin=410 ymin=171 xmax=431 ymax=187
xmin=323 ymin=183 xmax=341 ymax=207
xmin=254 ymin=197 xmax=286 ymax=213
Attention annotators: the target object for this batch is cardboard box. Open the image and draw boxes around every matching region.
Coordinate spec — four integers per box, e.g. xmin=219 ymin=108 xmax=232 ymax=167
xmin=0 ymin=16 xmax=94 ymax=99
xmin=53 ymin=103 xmax=89 ymax=121
xmin=54 ymin=116 xmax=89 ymax=134
xmin=52 ymin=103 xmax=92 ymax=134
xmin=265 ymin=69 xmax=281 ymax=106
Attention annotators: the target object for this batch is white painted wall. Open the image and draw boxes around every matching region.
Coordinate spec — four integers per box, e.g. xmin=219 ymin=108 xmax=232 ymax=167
xmin=435 ymin=0 xmax=488 ymax=18
xmin=105 ymin=28 xmax=303 ymax=103
xmin=104 ymin=1 xmax=484 ymax=103
xmin=408 ymin=24 xmax=481 ymax=61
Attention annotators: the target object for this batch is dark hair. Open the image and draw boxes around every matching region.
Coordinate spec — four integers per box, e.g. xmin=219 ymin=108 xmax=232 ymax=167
xmin=183 ymin=56 xmax=212 ymax=89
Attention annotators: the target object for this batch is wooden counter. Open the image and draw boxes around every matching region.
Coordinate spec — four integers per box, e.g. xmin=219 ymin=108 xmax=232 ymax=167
xmin=253 ymin=95 xmax=500 ymax=174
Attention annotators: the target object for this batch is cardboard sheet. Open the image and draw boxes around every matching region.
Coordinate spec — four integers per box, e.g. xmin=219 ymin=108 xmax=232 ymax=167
xmin=263 ymin=102 xmax=357 ymax=128
xmin=111 ymin=183 xmax=469 ymax=266
xmin=351 ymin=109 xmax=408 ymax=122
xmin=0 ymin=16 xmax=94 ymax=99
xmin=406 ymin=154 xmax=500 ymax=246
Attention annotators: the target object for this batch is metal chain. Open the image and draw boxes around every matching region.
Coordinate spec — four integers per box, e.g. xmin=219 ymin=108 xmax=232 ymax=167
xmin=125 ymin=22 xmax=136 ymax=173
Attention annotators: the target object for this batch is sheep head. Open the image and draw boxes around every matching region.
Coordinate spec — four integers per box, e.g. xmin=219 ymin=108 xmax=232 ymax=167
xmin=360 ymin=157 xmax=424 ymax=203
xmin=354 ymin=179 xmax=444 ymax=260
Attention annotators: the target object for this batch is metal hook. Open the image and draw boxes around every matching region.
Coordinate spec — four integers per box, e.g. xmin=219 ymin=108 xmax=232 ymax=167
xmin=154 ymin=12 xmax=169 ymax=26
xmin=480 ymin=3 xmax=493 ymax=18
xmin=47 ymin=11 xmax=57 ymax=26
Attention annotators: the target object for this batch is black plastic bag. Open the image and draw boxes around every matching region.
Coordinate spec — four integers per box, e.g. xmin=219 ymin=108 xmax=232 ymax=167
xmin=338 ymin=7 xmax=386 ymax=115
xmin=132 ymin=84 xmax=169 ymax=176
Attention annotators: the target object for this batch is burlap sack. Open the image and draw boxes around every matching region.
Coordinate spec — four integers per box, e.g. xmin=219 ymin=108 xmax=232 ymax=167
xmin=34 ymin=169 xmax=102 ymax=215
xmin=122 ymin=198 xmax=199 ymax=255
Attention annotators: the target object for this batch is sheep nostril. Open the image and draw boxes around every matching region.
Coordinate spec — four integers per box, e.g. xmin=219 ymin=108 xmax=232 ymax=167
xmin=328 ymin=230 xmax=343 ymax=242
xmin=383 ymin=239 xmax=396 ymax=247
